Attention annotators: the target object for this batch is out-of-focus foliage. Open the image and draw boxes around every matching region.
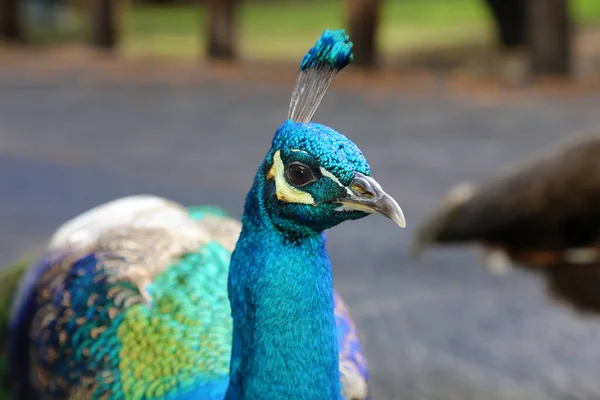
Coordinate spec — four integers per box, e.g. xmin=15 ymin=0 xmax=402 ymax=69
xmin=26 ymin=0 xmax=600 ymax=61
xmin=0 ymin=256 xmax=32 ymax=399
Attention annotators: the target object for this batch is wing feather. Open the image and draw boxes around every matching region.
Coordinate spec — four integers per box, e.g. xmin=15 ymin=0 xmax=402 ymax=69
xmin=416 ymin=134 xmax=600 ymax=251
xmin=7 ymin=195 xmax=368 ymax=399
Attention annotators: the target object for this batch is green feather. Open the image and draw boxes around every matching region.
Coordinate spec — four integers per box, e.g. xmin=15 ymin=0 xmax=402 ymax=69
xmin=117 ymin=239 xmax=232 ymax=398
xmin=186 ymin=206 xmax=231 ymax=221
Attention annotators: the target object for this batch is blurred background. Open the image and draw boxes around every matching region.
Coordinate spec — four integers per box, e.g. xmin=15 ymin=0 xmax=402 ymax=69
xmin=3 ymin=0 xmax=600 ymax=399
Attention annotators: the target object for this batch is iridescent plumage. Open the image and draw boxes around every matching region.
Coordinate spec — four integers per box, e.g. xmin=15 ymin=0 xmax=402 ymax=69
xmin=4 ymin=29 xmax=406 ymax=400
xmin=6 ymin=196 xmax=368 ymax=399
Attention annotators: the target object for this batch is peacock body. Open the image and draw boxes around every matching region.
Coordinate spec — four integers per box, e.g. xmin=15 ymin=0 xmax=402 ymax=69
xmin=5 ymin=30 xmax=405 ymax=400
xmin=8 ymin=197 xmax=366 ymax=399
xmin=412 ymin=132 xmax=600 ymax=313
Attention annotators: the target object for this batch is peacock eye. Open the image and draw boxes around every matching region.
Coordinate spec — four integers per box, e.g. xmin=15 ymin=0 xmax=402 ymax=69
xmin=286 ymin=162 xmax=316 ymax=188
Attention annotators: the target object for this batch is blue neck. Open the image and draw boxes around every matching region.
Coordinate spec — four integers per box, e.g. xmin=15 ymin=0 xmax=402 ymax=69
xmin=225 ymin=172 xmax=341 ymax=400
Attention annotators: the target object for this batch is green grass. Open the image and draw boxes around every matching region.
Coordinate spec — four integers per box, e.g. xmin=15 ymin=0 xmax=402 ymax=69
xmin=31 ymin=0 xmax=600 ymax=61
xmin=122 ymin=0 xmax=493 ymax=60
xmin=574 ymin=0 xmax=600 ymax=23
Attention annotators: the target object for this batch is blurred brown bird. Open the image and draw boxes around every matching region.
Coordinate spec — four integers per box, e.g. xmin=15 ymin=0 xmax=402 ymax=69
xmin=413 ymin=132 xmax=600 ymax=314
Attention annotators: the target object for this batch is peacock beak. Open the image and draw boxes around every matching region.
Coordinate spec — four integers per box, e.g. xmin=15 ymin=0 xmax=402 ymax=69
xmin=335 ymin=172 xmax=406 ymax=228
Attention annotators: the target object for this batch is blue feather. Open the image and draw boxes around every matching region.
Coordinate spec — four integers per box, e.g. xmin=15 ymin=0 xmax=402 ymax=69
xmin=300 ymin=29 xmax=354 ymax=71
xmin=1 ymin=27 xmax=406 ymax=400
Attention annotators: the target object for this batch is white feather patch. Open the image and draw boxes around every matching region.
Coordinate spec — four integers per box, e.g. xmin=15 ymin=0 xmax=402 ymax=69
xmin=48 ymin=195 xmax=208 ymax=253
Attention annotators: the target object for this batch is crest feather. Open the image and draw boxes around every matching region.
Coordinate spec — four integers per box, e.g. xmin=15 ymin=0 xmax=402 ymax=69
xmin=288 ymin=29 xmax=354 ymax=124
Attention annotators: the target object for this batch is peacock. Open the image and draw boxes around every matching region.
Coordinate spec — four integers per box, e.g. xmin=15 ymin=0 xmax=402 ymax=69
xmin=412 ymin=131 xmax=600 ymax=314
xmin=2 ymin=30 xmax=406 ymax=400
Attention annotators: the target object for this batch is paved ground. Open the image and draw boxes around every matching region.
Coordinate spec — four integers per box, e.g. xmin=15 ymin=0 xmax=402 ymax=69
xmin=2 ymin=68 xmax=600 ymax=400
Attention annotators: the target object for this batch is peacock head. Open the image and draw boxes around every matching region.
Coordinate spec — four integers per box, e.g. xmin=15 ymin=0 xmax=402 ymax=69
xmin=258 ymin=29 xmax=405 ymax=236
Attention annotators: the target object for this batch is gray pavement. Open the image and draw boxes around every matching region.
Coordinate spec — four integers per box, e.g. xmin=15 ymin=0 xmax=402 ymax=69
xmin=2 ymin=71 xmax=600 ymax=399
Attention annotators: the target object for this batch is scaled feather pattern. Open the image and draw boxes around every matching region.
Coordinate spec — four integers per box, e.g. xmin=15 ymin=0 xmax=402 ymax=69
xmin=6 ymin=195 xmax=369 ymax=399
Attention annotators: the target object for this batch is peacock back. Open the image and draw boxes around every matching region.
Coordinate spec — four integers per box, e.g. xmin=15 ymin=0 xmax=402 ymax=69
xmin=5 ymin=195 xmax=368 ymax=400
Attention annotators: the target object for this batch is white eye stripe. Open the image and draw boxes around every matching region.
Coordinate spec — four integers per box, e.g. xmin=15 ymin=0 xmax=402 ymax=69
xmin=320 ymin=167 xmax=353 ymax=197
xmin=319 ymin=167 xmax=344 ymax=188
xmin=267 ymin=150 xmax=351 ymax=205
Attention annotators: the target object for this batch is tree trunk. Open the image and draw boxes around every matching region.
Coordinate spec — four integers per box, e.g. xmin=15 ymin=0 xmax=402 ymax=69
xmin=345 ymin=0 xmax=380 ymax=68
xmin=0 ymin=0 xmax=23 ymax=42
xmin=527 ymin=0 xmax=571 ymax=76
xmin=89 ymin=0 xmax=120 ymax=50
xmin=484 ymin=0 xmax=525 ymax=48
xmin=205 ymin=0 xmax=237 ymax=60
